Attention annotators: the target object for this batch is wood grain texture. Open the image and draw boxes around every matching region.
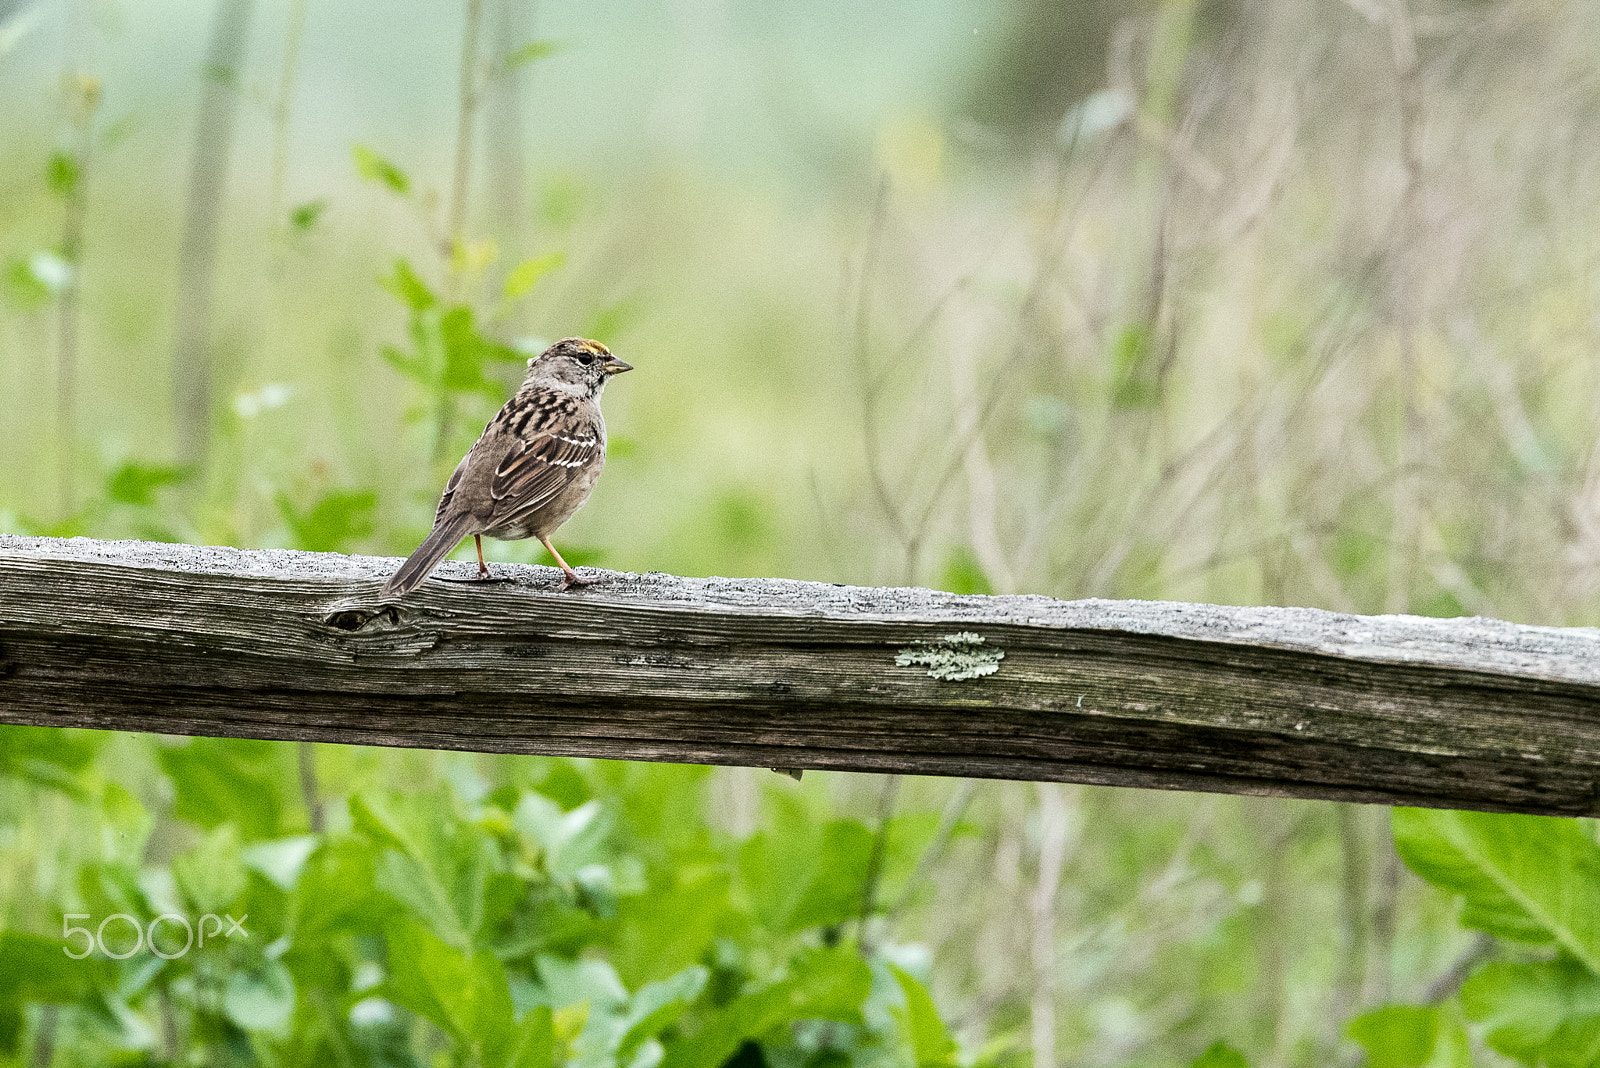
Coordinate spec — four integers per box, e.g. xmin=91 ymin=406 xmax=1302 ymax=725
xmin=3 ymin=535 xmax=1600 ymax=815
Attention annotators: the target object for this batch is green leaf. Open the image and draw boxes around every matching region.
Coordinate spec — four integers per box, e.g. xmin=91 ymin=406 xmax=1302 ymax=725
xmin=288 ymin=835 xmax=383 ymax=945
xmin=531 ymin=953 xmax=628 ymax=1013
xmin=46 ymin=150 xmax=79 ymax=197
xmin=243 ymin=834 xmax=319 ymax=891
xmin=0 ymin=725 xmax=103 ymax=796
xmin=503 ymin=1005 xmax=555 ymax=1068
xmin=224 ymin=959 xmax=297 ymax=1033
xmin=938 ymin=546 xmax=993 ymax=596
xmin=1392 ymin=808 xmax=1600 ymax=970
xmin=503 ymin=251 xmax=565 ymax=302
xmin=159 ymin=737 xmax=293 ymax=839
xmin=439 ymin=305 xmax=491 ymax=388
xmin=1191 ymin=1043 xmax=1249 ymax=1068
xmin=353 ymin=788 xmax=503 ymax=949
xmin=353 ymin=143 xmax=410 ymax=195
xmin=173 ymin=823 xmax=247 ymax=914
xmin=437 ymin=304 xmax=518 ymax=395
xmin=1347 ymin=1006 xmax=1438 ymax=1068
xmin=383 ymin=258 xmax=437 ymax=311
xmin=502 ymin=39 xmax=560 ymax=69
xmin=2 ymin=255 xmax=52 ymax=308
xmin=615 ymin=966 xmax=709 ymax=1065
xmin=739 ymin=816 xmax=873 ymax=935
xmin=381 ymin=343 xmax=424 ymax=379
xmin=889 ymin=965 xmax=957 ymax=1067
xmin=105 ymin=461 xmax=192 ymax=507
xmin=1110 ymin=322 xmax=1159 ymax=408
xmin=658 ymin=947 xmax=870 ymax=1068
xmin=1462 ymin=959 xmax=1600 ymax=1065
xmin=275 ymin=488 xmax=377 ymax=552
xmin=99 ymin=781 xmax=154 ymax=865
xmin=385 ymin=914 xmax=518 ymax=1058
xmin=0 ymin=931 xmax=98 ymax=1003
xmin=514 ymin=794 xmax=609 ymax=881
xmin=289 ymin=198 xmax=328 ymax=231
xmin=612 ymin=871 xmax=728 ymax=988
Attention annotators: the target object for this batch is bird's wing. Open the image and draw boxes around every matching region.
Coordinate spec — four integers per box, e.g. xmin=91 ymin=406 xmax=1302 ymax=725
xmin=433 ymin=452 xmax=472 ymax=526
xmin=487 ymin=411 xmax=604 ymax=529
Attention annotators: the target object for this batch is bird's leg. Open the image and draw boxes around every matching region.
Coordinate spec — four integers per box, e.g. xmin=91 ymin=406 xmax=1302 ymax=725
xmin=539 ymin=536 xmax=590 ymax=589
xmin=475 ymin=535 xmax=490 ymax=580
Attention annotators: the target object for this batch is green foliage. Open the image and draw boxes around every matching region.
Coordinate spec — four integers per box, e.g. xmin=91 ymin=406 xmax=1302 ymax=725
xmin=1346 ymin=1006 xmax=1440 ymax=1068
xmin=173 ymin=823 xmax=248 ymax=914
xmin=659 ymin=947 xmax=870 ymax=1068
xmin=1461 ymin=959 xmax=1600 ymax=1065
xmin=1 ymin=253 xmax=53 ymax=307
xmin=1110 ymin=322 xmax=1160 ymax=409
xmin=105 ymin=461 xmax=192 ymax=507
xmin=159 ymin=737 xmax=301 ymax=839
xmin=377 ymin=252 xmax=545 ymax=455
xmin=1393 ymin=808 xmax=1600 ymax=1066
xmin=9 ymin=459 xmax=195 ymax=541
xmin=275 ymin=486 xmax=378 ymax=551
xmin=1191 ymin=1043 xmax=1250 ymax=1068
xmin=888 ymin=964 xmax=957 ymax=1068
xmin=289 ymin=198 xmax=328 ymax=232
xmin=0 ymin=746 xmax=960 ymax=1066
xmin=0 ymin=724 xmax=103 ymax=796
xmin=938 ymin=547 xmax=993 ymax=595
xmin=1392 ymin=808 xmax=1600 ymax=967
xmin=353 ymin=143 xmax=411 ymax=195
xmin=504 ymin=251 xmax=566 ymax=304
xmin=383 ymin=916 xmax=523 ymax=1063
xmin=46 ymin=149 xmax=81 ymax=197
xmin=738 ymin=808 xmax=873 ymax=935
xmin=501 ymin=39 xmax=561 ymax=72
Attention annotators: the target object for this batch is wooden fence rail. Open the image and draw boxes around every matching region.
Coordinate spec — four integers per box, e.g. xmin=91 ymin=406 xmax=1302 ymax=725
xmin=3 ymin=535 xmax=1600 ymax=816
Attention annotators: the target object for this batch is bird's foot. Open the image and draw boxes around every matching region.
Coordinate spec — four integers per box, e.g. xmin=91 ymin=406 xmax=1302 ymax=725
xmin=558 ymin=569 xmax=594 ymax=590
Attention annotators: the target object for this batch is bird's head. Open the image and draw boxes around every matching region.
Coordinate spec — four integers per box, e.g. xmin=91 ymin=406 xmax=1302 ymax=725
xmin=524 ymin=337 xmax=632 ymax=399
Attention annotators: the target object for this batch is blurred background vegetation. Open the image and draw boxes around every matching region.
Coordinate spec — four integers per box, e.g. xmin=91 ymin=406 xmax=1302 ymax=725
xmin=4 ymin=0 xmax=1600 ymax=1064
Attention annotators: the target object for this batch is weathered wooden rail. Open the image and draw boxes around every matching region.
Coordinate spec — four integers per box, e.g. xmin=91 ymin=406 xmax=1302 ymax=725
xmin=3 ymin=535 xmax=1600 ymax=816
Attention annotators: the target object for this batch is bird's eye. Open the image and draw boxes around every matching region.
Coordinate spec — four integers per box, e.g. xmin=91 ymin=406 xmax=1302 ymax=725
xmin=577 ymin=352 xmax=595 ymax=364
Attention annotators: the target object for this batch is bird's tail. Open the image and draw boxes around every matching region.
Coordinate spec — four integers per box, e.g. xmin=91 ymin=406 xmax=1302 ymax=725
xmin=380 ymin=511 xmax=479 ymax=598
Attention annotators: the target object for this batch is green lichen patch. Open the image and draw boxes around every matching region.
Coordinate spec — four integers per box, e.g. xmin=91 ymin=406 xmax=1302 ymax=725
xmin=896 ymin=631 xmax=1004 ymax=681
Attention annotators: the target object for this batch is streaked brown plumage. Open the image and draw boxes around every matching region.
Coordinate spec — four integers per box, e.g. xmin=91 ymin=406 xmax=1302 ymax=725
xmin=381 ymin=337 xmax=631 ymax=598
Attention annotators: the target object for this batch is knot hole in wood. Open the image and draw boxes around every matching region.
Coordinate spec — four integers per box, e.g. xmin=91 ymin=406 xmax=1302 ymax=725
xmin=321 ymin=605 xmax=402 ymax=632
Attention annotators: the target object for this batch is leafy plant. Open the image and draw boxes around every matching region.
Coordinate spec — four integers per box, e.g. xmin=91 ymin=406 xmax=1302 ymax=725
xmin=275 ymin=485 xmax=378 ymax=552
xmin=0 ymin=736 xmax=964 ymax=1067
xmin=1383 ymin=808 xmax=1600 ymax=1066
xmin=353 ymin=142 xmax=566 ymax=469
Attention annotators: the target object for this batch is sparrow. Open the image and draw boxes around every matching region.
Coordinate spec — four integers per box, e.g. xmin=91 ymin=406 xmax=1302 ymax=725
xmin=381 ymin=337 xmax=631 ymax=597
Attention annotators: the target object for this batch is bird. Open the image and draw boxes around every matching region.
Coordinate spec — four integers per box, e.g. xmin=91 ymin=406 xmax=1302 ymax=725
xmin=381 ymin=337 xmax=632 ymax=598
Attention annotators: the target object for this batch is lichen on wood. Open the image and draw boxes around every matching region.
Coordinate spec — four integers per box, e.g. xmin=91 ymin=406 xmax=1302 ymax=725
xmin=895 ymin=632 xmax=1004 ymax=681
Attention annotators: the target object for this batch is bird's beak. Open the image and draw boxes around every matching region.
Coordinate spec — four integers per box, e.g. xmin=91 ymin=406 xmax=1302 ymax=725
xmin=604 ymin=356 xmax=633 ymax=375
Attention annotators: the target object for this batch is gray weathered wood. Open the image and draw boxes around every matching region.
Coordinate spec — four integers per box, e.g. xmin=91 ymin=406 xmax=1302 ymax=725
xmin=3 ymin=534 xmax=1600 ymax=816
